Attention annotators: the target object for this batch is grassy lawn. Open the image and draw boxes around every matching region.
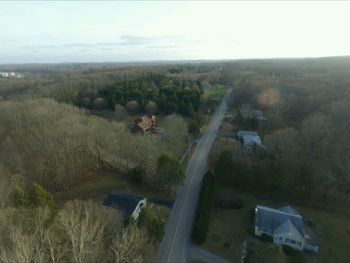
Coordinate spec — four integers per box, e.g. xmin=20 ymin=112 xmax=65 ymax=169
xmin=219 ymin=120 xmax=235 ymax=138
xmin=203 ymin=190 xmax=255 ymax=262
xmin=203 ymin=84 xmax=226 ymax=102
xmin=249 ymin=242 xmax=289 ymax=263
xmin=297 ymin=207 xmax=350 ymax=263
xmin=203 ymin=189 xmax=350 ymax=263
xmin=54 ymin=168 xmax=172 ymax=205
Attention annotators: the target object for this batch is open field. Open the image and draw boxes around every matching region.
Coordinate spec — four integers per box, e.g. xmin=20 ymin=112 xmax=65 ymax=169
xmin=203 ymin=189 xmax=350 ymax=263
xmin=203 ymin=84 xmax=227 ymax=102
xmin=54 ymin=168 xmax=173 ymax=205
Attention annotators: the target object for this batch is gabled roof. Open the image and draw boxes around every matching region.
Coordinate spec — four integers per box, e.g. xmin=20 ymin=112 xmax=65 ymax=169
xmin=137 ymin=116 xmax=153 ymax=131
xmin=278 ymin=205 xmax=300 ymax=215
xmin=237 ymin=131 xmax=263 ymax=148
xmin=274 ymin=219 xmax=304 ymax=240
xmin=237 ymin=130 xmax=259 ymax=137
xmin=255 ymin=205 xmax=304 ymax=237
xmin=103 ymin=191 xmax=145 ymax=215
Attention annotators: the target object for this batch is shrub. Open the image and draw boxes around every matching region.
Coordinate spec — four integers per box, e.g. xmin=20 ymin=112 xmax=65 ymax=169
xmin=138 ymin=206 xmax=164 ymax=242
xmin=188 ymin=119 xmax=200 ymax=135
xmin=29 ymin=183 xmax=54 ymax=209
xmin=260 ymin=233 xmax=273 ymax=242
xmin=128 ymin=166 xmax=145 ymax=184
xmin=115 ymin=104 xmax=126 ymax=114
xmin=192 ymin=170 xmax=215 ymax=244
xmin=14 ymin=186 xmax=30 ymax=207
xmin=14 ymin=183 xmax=54 ymax=210
xmin=155 ymin=154 xmax=184 ymax=193
xmin=145 ymin=100 xmax=158 ymax=114
xmin=282 ymin=244 xmax=297 ymax=256
xmin=126 ymin=100 xmax=140 ymax=113
xmin=92 ymin=97 xmax=108 ymax=109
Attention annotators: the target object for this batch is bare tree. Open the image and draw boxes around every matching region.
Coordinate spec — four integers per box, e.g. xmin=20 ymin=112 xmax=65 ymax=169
xmin=110 ymin=225 xmax=147 ymax=263
xmin=0 ymin=208 xmax=50 ymax=263
xmin=57 ymin=200 xmax=120 ymax=263
xmin=45 ymin=224 xmax=68 ymax=263
xmin=161 ymin=114 xmax=188 ymax=154
xmin=0 ymin=165 xmax=14 ymax=209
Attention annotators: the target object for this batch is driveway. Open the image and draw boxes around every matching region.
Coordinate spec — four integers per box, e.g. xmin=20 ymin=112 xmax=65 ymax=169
xmin=188 ymin=245 xmax=232 ymax=263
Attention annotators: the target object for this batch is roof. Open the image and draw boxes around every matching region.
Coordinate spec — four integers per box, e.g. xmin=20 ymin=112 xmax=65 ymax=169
xmin=103 ymin=192 xmax=145 ymax=215
xmin=138 ymin=116 xmax=152 ymax=129
xmin=278 ymin=205 xmax=300 ymax=215
xmin=237 ymin=130 xmax=259 ymax=137
xmin=274 ymin=219 xmax=304 ymax=240
xmin=255 ymin=205 xmax=304 ymax=237
xmin=136 ymin=116 xmax=154 ymax=131
xmin=237 ymin=131 xmax=263 ymax=148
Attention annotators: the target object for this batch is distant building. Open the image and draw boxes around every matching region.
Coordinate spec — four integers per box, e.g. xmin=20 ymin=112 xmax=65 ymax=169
xmin=237 ymin=130 xmax=264 ymax=149
xmin=0 ymin=72 xmax=8 ymax=77
xmin=254 ymin=205 xmax=319 ymax=253
xmin=134 ymin=115 xmax=156 ymax=133
xmin=0 ymin=72 xmax=22 ymax=78
xmin=103 ymin=191 xmax=147 ymax=220
xmin=239 ymin=109 xmax=266 ymax=121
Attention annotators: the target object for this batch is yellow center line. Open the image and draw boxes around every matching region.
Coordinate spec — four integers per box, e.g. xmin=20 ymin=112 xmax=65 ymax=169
xmin=166 ymin=151 xmax=202 ymax=262
xmin=164 ymin=88 xmax=230 ymax=262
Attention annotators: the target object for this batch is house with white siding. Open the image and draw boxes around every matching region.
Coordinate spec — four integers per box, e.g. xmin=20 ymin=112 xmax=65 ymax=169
xmin=254 ymin=205 xmax=319 ymax=252
xmin=103 ymin=191 xmax=147 ymax=220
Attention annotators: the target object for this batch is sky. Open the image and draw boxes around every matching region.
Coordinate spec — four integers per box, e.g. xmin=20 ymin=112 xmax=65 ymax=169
xmin=1 ymin=1 xmax=350 ymax=63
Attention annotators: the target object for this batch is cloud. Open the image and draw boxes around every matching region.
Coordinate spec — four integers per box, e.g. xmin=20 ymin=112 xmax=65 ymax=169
xmin=21 ymin=34 xmax=181 ymax=51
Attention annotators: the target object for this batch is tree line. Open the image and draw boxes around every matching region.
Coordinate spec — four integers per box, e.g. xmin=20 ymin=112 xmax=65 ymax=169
xmin=75 ymin=74 xmax=202 ymax=116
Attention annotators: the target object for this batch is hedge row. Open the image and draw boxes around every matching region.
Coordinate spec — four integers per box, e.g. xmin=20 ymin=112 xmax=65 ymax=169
xmin=192 ymin=170 xmax=215 ymax=244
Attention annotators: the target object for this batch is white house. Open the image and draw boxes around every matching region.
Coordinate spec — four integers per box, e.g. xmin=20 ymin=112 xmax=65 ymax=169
xmin=254 ymin=205 xmax=314 ymax=252
xmin=103 ymin=191 xmax=147 ymax=220
xmin=0 ymin=72 xmax=22 ymax=78
xmin=0 ymin=72 xmax=9 ymax=77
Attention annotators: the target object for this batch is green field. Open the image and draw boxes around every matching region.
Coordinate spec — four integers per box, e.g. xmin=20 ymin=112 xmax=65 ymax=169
xmin=203 ymin=84 xmax=226 ymax=102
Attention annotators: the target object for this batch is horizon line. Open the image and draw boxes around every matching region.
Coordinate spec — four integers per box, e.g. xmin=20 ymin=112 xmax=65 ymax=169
xmin=1 ymin=55 xmax=350 ymax=66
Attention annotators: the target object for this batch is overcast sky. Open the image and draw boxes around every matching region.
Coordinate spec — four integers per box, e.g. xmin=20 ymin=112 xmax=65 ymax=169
xmin=1 ymin=1 xmax=350 ymax=63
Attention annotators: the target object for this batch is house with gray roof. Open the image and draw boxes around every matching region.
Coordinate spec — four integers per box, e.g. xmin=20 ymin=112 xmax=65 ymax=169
xmin=103 ymin=191 xmax=147 ymax=220
xmin=254 ymin=205 xmax=318 ymax=252
xmin=237 ymin=130 xmax=264 ymax=149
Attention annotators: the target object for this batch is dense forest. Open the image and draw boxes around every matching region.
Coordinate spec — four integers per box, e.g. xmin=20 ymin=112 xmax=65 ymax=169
xmin=217 ymin=57 xmax=350 ymax=211
xmin=0 ymin=62 xmax=221 ymax=262
xmin=76 ymin=74 xmax=202 ymax=116
xmin=2 ymin=57 xmax=350 ymax=262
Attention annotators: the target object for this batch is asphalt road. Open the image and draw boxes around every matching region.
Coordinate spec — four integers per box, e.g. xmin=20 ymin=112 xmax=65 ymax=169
xmin=155 ymin=88 xmax=233 ymax=263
